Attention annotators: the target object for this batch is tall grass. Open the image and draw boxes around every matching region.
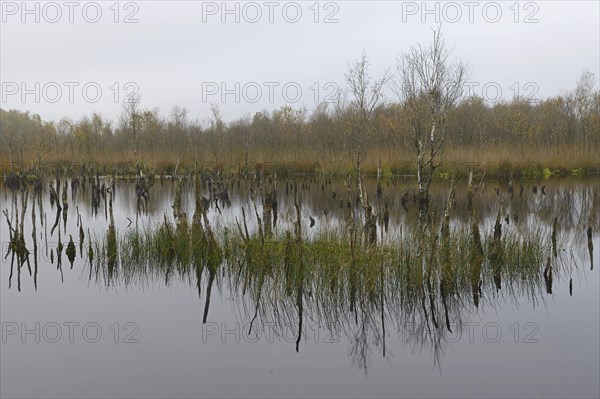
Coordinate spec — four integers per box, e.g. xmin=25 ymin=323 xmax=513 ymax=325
xmin=79 ymin=212 xmax=560 ymax=367
xmin=88 ymin=214 xmax=553 ymax=310
xmin=2 ymin=142 xmax=599 ymax=178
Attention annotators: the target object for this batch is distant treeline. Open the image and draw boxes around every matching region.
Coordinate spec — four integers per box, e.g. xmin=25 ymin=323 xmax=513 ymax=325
xmin=1 ymin=73 xmax=599 ymax=177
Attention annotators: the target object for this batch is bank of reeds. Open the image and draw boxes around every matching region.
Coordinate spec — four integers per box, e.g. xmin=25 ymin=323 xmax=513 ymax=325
xmin=2 ymin=141 xmax=599 ymax=181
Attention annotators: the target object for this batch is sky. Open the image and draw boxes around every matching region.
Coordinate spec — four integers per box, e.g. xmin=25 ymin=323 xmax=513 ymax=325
xmin=1 ymin=0 xmax=599 ymax=125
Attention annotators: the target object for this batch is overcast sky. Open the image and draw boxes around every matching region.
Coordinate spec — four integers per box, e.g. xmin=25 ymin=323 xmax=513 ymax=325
xmin=1 ymin=0 xmax=599 ymax=125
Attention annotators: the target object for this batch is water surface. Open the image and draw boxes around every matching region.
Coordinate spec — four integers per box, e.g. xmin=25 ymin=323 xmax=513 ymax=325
xmin=1 ymin=176 xmax=598 ymax=398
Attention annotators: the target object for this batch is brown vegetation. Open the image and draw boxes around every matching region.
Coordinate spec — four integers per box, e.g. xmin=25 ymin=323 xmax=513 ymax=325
xmin=1 ymin=72 xmax=598 ymax=178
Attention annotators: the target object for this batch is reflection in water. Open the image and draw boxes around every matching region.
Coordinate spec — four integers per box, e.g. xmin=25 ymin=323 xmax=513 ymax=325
xmin=4 ymin=189 xmax=30 ymax=292
xmin=2 ymin=173 xmax=599 ymax=371
xmin=589 ymin=216 xmax=595 ymax=270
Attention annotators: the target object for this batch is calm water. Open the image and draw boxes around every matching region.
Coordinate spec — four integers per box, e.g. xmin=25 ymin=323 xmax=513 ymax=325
xmin=1 ymin=176 xmax=599 ymax=398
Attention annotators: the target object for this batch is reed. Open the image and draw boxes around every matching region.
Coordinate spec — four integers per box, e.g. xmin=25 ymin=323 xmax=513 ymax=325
xmin=2 ymin=141 xmax=599 ymax=179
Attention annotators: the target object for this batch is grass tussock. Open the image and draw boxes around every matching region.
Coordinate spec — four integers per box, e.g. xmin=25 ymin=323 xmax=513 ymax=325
xmin=88 ymin=215 xmax=552 ymax=310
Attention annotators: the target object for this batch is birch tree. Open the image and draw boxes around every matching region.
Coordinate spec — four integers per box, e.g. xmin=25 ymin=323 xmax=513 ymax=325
xmin=345 ymin=52 xmax=389 ymax=243
xmin=345 ymin=51 xmax=389 ymax=161
xmin=391 ymin=28 xmax=469 ymax=222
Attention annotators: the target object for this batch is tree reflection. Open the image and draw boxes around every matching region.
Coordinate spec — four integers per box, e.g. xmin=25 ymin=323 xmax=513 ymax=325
xmin=2 ymin=175 xmax=598 ymax=370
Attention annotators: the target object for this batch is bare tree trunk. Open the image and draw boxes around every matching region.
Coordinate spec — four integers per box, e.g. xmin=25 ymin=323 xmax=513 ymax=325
xmin=392 ymin=27 xmax=468 ymax=226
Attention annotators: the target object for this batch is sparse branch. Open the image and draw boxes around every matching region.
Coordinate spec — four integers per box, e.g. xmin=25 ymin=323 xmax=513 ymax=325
xmin=345 ymin=51 xmax=390 ymax=156
xmin=122 ymin=94 xmax=142 ymax=164
xmin=390 ymin=27 xmax=470 ymax=223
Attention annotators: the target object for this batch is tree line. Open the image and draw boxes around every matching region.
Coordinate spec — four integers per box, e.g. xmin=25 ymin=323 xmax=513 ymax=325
xmin=1 ymin=60 xmax=598 ymax=175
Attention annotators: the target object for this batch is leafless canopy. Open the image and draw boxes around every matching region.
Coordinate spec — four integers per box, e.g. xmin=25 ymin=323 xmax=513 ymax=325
xmin=391 ymin=27 xmax=469 ymax=218
xmin=345 ymin=52 xmax=389 ymax=157
xmin=121 ymin=94 xmax=142 ymax=162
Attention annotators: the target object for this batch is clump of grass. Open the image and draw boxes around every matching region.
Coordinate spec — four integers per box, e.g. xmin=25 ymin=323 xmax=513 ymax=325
xmin=73 ymin=196 xmax=561 ymax=369
xmin=89 ymin=214 xmax=551 ymax=304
